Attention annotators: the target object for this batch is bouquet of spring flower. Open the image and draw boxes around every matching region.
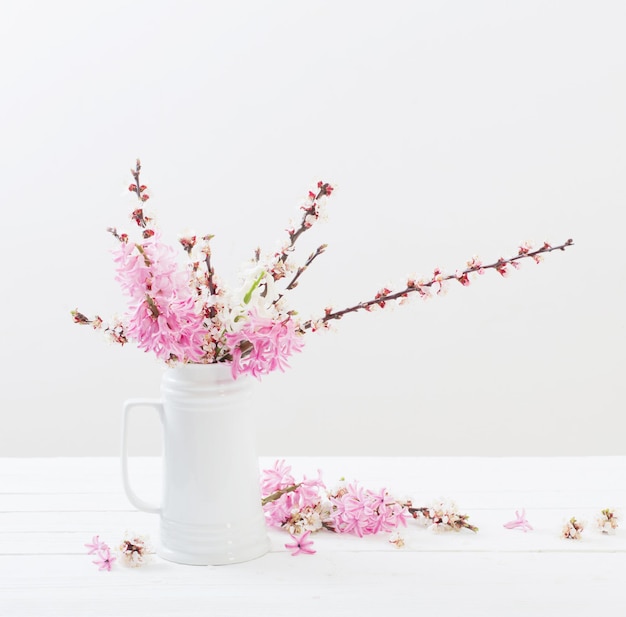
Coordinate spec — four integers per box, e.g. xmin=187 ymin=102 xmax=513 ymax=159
xmin=73 ymin=160 xmax=573 ymax=379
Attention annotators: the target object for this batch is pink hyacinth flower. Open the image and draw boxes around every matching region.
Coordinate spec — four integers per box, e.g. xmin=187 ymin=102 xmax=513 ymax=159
xmin=503 ymin=509 xmax=533 ymax=532
xmin=84 ymin=535 xmax=107 ymax=555
xmin=125 ymin=295 xmax=205 ymax=362
xmin=226 ymin=310 xmax=304 ymax=379
xmin=285 ymin=531 xmax=316 ymax=556
xmin=330 ymin=483 xmax=409 ymax=537
xmin=113 ymin=235 xmax=206 ymax=362
xmin=261 ymin=460 xmax=325 ymax=528
xmin=260 ymin=459 xmax=296 ymax=495
xmin=93 ymin=548 xmax=116 ymax=571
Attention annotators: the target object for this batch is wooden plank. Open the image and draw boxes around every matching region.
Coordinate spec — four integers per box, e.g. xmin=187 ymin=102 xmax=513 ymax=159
xmin=0 ymin=458 xmax=625 ymax=617
xmin=1 ymin=457 xmax=625 ymax=493
xmin=0 ymin=509 xmax=624 ymax=555
xmin=0 ymin=487 xmax=623 ymax=514
xmin=0 ymin=553 xmax=624 ymax=617
xmin=0 ymin=457 xmax=162 ymax=495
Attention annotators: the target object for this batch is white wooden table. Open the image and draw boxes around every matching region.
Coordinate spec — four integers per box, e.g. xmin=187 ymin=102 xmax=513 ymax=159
xmin=1 ymin=456 xmax=625 ymax=616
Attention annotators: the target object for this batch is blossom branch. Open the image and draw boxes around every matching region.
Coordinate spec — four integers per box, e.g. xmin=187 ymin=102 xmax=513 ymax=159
xmin=71 ymin=310 xmax=127 ymax=344
xmin=269 ymin=182 xmax=334 ymax=281
xmin=74 ymin=160 xmax=575 ymax=377
xmin=286 ymin=244 xmax=328 ymax=290
xmin=405 ymin=504 xmax=479 ymax=533
xmin=106 ymin=227 xmax=128 ymax=243
xmin=72 ymin=309 xmax=93 ymax=325
xmin=199 ymin=234 xmax=219 ymax=320
xmin=127 ymin=159 xmax=154 ymax=238
xmin=288 ymin=183 xmax=333 ymax=247
xmin=301 ymin=239 xmax=574 ymax=330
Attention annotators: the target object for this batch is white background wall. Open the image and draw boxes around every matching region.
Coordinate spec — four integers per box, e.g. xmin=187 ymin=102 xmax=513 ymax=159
xmin=1 ymin=0 xmax=624 ymax=457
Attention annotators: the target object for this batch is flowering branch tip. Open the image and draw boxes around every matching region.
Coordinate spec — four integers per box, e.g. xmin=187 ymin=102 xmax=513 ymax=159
xmin=74 ymin=161 xmax=573 ymax=379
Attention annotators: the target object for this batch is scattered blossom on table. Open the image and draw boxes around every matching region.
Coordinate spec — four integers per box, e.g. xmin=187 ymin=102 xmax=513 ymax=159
xmin=596 ymin=508 xmax=619 ymax=534
xmin=260 ymin=459 xmax=478 ymax=554
xmin=503 ymin=509 xmax=533 ymax=532
xmin=562 ymin=517 xmax=585 ymax=540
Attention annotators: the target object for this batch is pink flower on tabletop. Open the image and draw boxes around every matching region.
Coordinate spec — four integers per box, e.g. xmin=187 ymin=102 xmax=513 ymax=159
xmin=85 ymin=535 xmax=108 ymax=555
xmin=261 ymin=460 xmax=299 ymax=527
xmin=263 ymin=497 xmax=294 ymax=528
xmin=389 ymin=531 xmax=405 ymax=548
xmin=285 ymin=530 xmax=316 ymax=556
xmin=118 ymin=532 xmax=153 ymax=567
xmin=297 ymin=470 xmax=325 ymax=505
xmin=261 ymin=461 xmax=325 ymax=529
xmin=285 ymin=503 xmax=328 ymax=535
xmin=261 ymin=459 xmax=296 ymax=495
xmin=416 ymin=498 xmax=478 ymax=533
xmin=93 ymin=548 xmax=116 ymax=572
xmin=367 ymin=487 xmax=409 ymax=534
xmin=562 ymin=517 xmax=584 ymax=540
xmin=596 ymin=508 xmax=619 ymax=534
xmin=329 ymin=483 xmax=408 ymax=537
xmin=503 ymin=509 xmax=533 ymax=532
xmin=330 ymin=482 xmax=370 ymax=537
xmin=226 ymin=310 xmax=305 ymax=380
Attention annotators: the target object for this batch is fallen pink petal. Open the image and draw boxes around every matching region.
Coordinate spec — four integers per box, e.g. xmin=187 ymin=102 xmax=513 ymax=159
xmin=284 ymin=530 xmax=316 ymax=556
xmin=84 ymin=535 xmax=108 ymax=555
xmin=93 ymin=548 xmax=117 ymax=571
xmin=503 ymin=509 xmax=533 ymax=532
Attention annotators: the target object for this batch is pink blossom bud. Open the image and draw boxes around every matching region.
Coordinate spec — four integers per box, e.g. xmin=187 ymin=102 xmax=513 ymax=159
xmin=457 ymin=272 xmax=470 ymax=286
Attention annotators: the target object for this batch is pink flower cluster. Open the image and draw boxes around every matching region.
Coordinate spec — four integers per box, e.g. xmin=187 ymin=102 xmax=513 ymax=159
xmin=85 ymin=535 xmax=116 ymax=572
xmin=328 ymin=483 xmax=409 ymax=536
xmin=112 ymin=235 xmax=205 ymax=362
xmin=85 ymin=532 xmax=153 ymax=570
xmin=261 ymin=461 xmax=409 ymax=539
xmin=226 ymin=311 xmax=305 ymax=379
xmin=261 ymin=460 xmax=324 ymax=529
xmin=260 ymin=460 xmax=483 ymax=556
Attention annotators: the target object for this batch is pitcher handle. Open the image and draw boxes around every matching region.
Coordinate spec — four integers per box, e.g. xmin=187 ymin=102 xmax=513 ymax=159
xmin=121 ymin=398 xmax=163 ymax=514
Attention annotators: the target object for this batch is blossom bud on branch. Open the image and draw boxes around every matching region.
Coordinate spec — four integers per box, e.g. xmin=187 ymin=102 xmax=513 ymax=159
xmin=301 ymin=239 xmax=574 ymax=330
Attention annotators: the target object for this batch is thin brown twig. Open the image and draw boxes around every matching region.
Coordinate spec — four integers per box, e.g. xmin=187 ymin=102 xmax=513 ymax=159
xmin=286 ymin=244 xmax=328 ymax=291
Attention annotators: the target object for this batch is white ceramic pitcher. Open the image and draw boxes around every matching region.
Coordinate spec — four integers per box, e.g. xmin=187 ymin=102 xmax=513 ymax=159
xmin=121 ymin=363 xmax=270 ymax=565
